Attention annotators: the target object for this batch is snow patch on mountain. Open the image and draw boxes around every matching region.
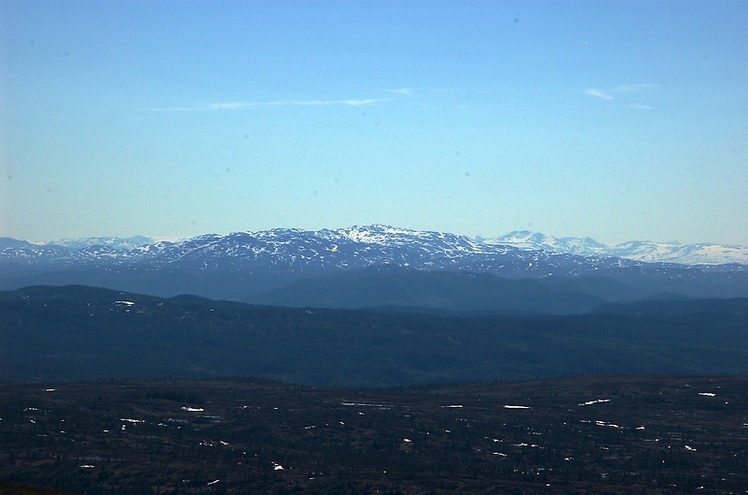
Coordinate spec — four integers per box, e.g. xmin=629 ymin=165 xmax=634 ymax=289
xmin=488 ymin=231 xmax=748 ymax=266
xmin=51 ymin=236 xmax=155 ymax=251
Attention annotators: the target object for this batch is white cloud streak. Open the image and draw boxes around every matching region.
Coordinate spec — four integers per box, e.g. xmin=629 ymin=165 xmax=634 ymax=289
xmin=146 ymin=98 xmax=390 ymax=112
xmin=585 ymin=83 xmax=657 ymax=101
xmin=383 ymin=87 xmax=412 ymax=96
xmin=585 ymin=88 xmax=613 ymax=100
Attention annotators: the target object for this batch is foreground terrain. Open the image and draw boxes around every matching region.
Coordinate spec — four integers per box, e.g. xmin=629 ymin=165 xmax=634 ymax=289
xmin=1 ymin=376 xmax=747 ymax=494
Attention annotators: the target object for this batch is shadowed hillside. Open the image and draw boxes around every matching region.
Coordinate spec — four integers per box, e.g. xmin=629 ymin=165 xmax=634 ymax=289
xmin=0 ymin=483 xmax=74 ymax=495
xmin=1 ymin=285 xmax=747 ymax=386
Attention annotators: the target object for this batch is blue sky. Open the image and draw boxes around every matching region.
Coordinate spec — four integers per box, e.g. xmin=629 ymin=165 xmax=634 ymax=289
xmin=2 ymin=0 xmax=747 ymax=244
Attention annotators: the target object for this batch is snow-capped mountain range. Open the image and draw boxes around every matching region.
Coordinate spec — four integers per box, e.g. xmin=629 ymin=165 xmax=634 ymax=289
xmin=489 ymin=230 xmax=748 ymax=266
xmin=2 ymin=225 xmax=746 ymax=267
xmin=3 ymin=225 xmax=747 ymax=305
xmin=2 ymin=225 xmax=612 ymax=275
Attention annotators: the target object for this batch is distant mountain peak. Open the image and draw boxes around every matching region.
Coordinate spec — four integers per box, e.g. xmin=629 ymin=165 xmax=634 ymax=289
xmin=48 ymin=236 xmax=155 ymax=251
xmin=486 ymin=230 xmax=747 ymax=265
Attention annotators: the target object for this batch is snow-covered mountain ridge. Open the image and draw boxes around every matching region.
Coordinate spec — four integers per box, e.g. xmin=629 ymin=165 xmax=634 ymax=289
xmin=3 ymin=225 xmax=747 ymax=303
xmin=0 ymin=225 xmax=532 ymax=270
xmin=491 ymin=230 xmax=748 ymax=266
xmin=0 ymin=225 xmax=748 ymax=266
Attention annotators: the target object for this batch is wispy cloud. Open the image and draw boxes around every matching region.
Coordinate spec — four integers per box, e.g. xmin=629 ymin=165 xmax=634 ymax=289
xmin=383 ymin=87 xmax=412 ymax=96
xmin=585 ymin=88 xmax=613 ymax=100
xmin=585 ymin=83 xmax=657 ymax=101
xmin=585 ymin=83 xmax=657 ymax=112
xmin=145 ymin=98 xmax=390 ymax=112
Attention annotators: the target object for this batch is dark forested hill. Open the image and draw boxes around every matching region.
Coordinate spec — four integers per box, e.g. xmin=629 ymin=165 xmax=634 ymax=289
xmin=245 ymin=266 xmax=608 ymax=314
xmin=1 ymin=285 xmax=747 ymax=386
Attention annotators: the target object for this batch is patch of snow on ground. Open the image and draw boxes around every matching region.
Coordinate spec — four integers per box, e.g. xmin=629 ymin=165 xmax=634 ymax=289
xmin=579 ymin=398 xmax=611 ymax=406
xmin=595 ymin=420 xmax=622 ymax=429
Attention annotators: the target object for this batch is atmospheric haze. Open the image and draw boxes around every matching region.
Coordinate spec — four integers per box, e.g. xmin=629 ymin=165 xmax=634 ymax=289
xmin=2 ymin=0 xmax=748 ymax=245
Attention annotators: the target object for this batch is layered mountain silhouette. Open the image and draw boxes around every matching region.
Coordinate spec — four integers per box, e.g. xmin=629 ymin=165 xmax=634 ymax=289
xmin=2 ymin=225 xmax=747 ymax=310
xmin=1 ymin=284 xmax=747 ymax=386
